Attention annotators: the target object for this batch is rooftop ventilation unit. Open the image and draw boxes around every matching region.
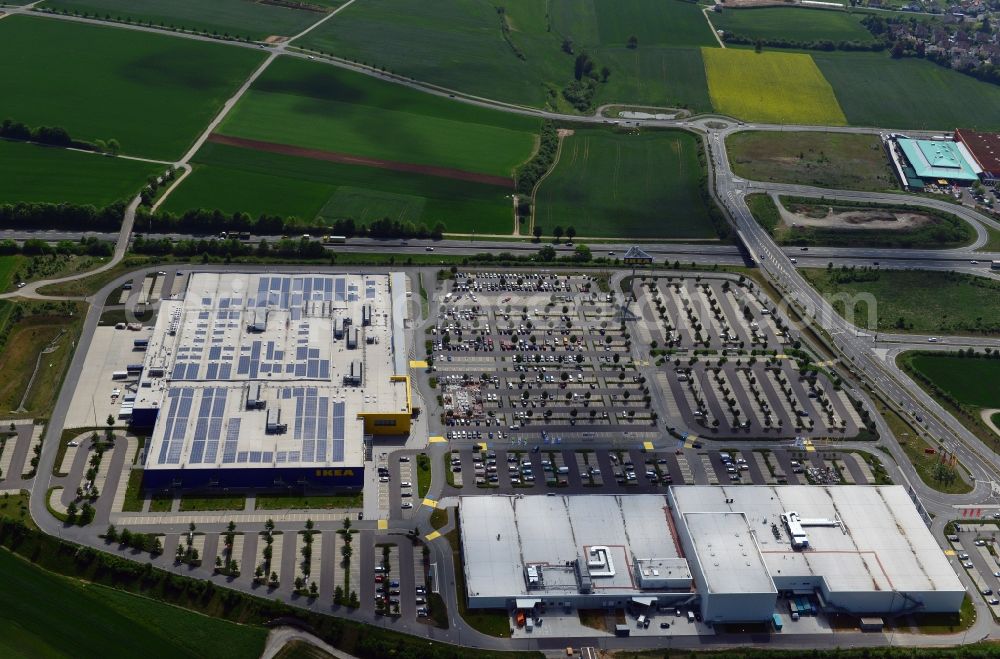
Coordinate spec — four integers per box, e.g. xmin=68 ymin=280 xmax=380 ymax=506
xmin=781 ymin=511 xmax=841 ymax=550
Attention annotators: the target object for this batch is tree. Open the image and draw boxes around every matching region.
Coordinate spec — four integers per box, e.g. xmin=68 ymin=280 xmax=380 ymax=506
xmin=349 ymin=590 xmax=359 ymax=608
xmin=105 ymin=524 xmax=117 ymax=542
xmin=600 ymin=66 xmax=611 ymax=82
xmin=334 ymin=584 xmax=345 ymax=604
xmin=627 ymin=35 xmax=638 ymax=49
xmin=754 ymin=39 xmax=763 ymax=53
xmin=561 ymin=37 xmax=573 ymax=54
xmin=66 ymin=501 xmax=78 ymax=523
xmin=537 ymin=245 xmax=556 ymax=261
xmin=106 ymin=138 xmax=121 ymax=155
xmin=553 ymin=226 xmax=564 ymax=242
xmin=566 ymin=226 xmax=576 ymax=241
xmin=533 ymin=225 xmax=543 ymax=241
xmin=106 ymin=413 xmax=115 ymax=427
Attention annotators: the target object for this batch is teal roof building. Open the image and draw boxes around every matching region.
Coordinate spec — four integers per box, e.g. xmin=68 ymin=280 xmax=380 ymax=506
xmin=897 ymin=138 xmax=980 ymax=182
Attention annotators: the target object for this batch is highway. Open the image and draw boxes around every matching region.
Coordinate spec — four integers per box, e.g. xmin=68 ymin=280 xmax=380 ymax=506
xmin=5 ymin=2 xmax=1000 ymax=651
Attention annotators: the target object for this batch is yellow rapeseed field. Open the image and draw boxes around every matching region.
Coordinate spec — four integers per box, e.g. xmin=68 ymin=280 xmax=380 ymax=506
xmin=701 ymin=48 xmax=847 ymax=125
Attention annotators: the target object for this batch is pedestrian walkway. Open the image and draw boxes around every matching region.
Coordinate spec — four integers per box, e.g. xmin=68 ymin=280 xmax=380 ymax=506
xmin=112 ymin=510 xmax=353 ymax=525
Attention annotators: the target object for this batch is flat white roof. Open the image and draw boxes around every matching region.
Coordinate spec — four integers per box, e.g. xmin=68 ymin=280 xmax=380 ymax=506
xmin=460 ymin=495 xmax=688 ymax=600
xmin=672 ymin=485 xmax=963 ymax=596
xmin=683 ymin=512 xmax=775 ymax=594
xmin=140 ymin=272 xmax=406 ymax=471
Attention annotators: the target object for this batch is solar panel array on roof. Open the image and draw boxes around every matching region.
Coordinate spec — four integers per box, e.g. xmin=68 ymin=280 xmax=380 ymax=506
xmin=140 ymin=272 xmax=399 ymax=478
xmin=158 ymin=388 xmax=194 ymax=464
xmin=332 ymin=401 xmax=345 ymax=462
xmin=189 ymin=387 xmax=228 ymax=464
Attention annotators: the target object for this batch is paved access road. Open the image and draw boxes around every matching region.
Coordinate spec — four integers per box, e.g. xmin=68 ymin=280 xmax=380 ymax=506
xmin=5 ymin=3 xmax=1000 ymax=651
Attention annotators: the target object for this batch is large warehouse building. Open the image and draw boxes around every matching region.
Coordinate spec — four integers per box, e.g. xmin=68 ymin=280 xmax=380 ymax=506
xmin=458 ymin=488 xmax=963 ymax=622
xmin=894 ymin=137 xmax=980 ymax=186
xmin=133 ymin=272 xmax=411 ymax=490
xmin=671 ymin=485 xmax=965 ymax=623
xmin=459 ymin=495 xmax=695 ymax=610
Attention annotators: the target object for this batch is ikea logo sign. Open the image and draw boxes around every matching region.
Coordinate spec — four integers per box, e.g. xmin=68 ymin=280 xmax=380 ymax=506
xmin=315 ymin=469 xmax=356 ymax=477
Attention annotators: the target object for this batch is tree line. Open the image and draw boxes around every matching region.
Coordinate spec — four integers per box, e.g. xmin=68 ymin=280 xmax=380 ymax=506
xmin=1 ymin=118 xmax=120 ymax=154
xmin=514 ymin=120 xmax=558 ymax=197
xmin=0 ymin=236 xmax=113 ymax=258
xmin=723 ymin=33 xmax=885 ymax=53
xmin=0 ymin=201 xmax=126 ymax=232
xmin=138 ymin=206 xmax=446 ymax=240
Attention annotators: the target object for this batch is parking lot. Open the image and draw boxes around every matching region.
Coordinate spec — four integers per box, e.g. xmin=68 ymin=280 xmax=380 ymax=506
xmin=422 ymin=271 xmax=865 ymax=450
xmin=441 ymin=445 xmax=881 ymax=495
xmin=429 ymin=272 xmax=657 ymax=442
xmin=632 ymin=275 xmax=862 ymax=439
xmin=948 ymin=521 xmax=1000 ymax=617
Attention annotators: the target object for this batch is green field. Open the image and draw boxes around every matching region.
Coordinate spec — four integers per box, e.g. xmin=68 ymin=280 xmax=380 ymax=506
xmin=165 ymin=143 xmax=515 ymax=234
xmin=710 ymin=7 xmax=875 ymax=44
xmin=0 ymin=548 xmax=267 ymax=658
xmin=593 ymin=46 xmax=712 ymax=112
xmin=904 ymin=354 xmax=1000 ymax=409
xmin=582 ymin=0 xmax=717 ymax=48
xmin=801 ymin=269 xmax=1000 ymax=334
xmin=300 ymin=0 xmax=715 ymax=109
xmin=815 ymin=52 xmax=1000 ymax=130
xmin=217 ymin=57 xmax=540 ymax=177
xmin=0 ymin=16 xmax=264 ymax=159
xmin=40 ymin=0 xmax=333 ymax=40
xmin=0 ymin=140 xmax=161 ymax=206
xmin=702 ymin=48 xmax=847 ymax=125
xmin=533 ymin=129 xmax=715 ymax=239
xmin=727 ymin=131 xmax=896 ymax=191
xmin=300 ymin=0 xmax=565 ymax=107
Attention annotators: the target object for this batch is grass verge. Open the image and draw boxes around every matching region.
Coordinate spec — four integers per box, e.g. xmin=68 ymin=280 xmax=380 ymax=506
xmin=0 ymin=490 xmax=36 ymax=531
xmin=178 ymin=494 xmax=247 ymax=512
xmin=416 ymin=453 xmax=431 ymax=499
xmin=872 ymin=394 xmax=971 ymax=494
xmin=255 ymin=493 xmax=362 ymax=510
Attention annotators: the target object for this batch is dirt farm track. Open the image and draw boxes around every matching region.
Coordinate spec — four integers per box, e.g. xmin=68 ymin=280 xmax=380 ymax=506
xmin=207 ymin=134 xmax=513 ymax=187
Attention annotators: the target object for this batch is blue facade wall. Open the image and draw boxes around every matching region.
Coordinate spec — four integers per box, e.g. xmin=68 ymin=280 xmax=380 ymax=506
xmin=130 ymin=407 xmax=159 ymax=428
xmin=142 ymin=465 xmax=364 ymax=490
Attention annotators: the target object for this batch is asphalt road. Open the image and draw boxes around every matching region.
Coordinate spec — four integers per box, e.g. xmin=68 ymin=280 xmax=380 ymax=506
xmin=6 ymin=3 xmax=1000 ymax=651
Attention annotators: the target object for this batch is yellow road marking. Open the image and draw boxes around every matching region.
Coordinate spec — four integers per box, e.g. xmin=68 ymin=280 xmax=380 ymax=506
xmin=422 ymin=498 xmax=438 ymax=508
xmin=643 ymin=441 xmax=655 ymax=451
xmin=377 ymin=519 xmax=388 ymax=530
xmin=425 ymin=530 xmax=441 ymax=541
xmin=429 ymin=435 xmax=447 ymax=443
xmin=409 ymin=360 xmax=428 ymax=368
